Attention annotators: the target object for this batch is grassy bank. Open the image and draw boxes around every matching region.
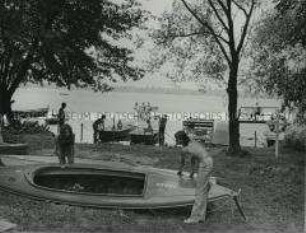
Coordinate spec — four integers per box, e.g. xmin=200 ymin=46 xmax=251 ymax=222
xmin=0 ymin=139 xmax=304 ymax=232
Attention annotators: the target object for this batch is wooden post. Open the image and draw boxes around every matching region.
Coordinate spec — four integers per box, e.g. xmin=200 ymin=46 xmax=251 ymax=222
xmin=80 ymin=123 xmax=84 ymax=143
xmin=275 ymin=111 xmax=280 ymax=159
xmin=254 ymin=131 xmax=257 ymax=148
xmin=0 ymin=118 xmax=3 ymax=144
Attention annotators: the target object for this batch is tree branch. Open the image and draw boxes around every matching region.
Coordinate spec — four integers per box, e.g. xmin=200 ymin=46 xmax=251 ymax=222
xmin=207 ymin=0 xmax=229 ymax=32
xmin=226 ymin=0 xmax=236 ymax=53
xmin=215 ymin=0 xmax=229 ymax=15
xmin=161 ymin=31 xmax=205 ymax=41
xmin=232 ymin=0 xmax=248 ymax=16
xmin=8 ymin=56 xmax=32 ymax=97
xmin=8 ymin=38 xmax=38 ymax=96
xmin=0 ymin=57 xmax=6 ymax=84
xmin=237 ymin=0 xmax=256 ymax=54
xmin=180 ymin=0 xmax=231 ymax=65
xmin=159 ymin=30 xmax=229 ymax=45
xmin=214 ymin=33 xmax=230 ymax=44
xmin=0 ymin=43 xmax=12 ymax=87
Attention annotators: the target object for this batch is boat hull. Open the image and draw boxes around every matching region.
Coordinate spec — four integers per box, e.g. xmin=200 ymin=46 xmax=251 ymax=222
xmin=0 ymin=143 xmax=28 ymax=155
xmin=13 ymin=108 xmax=49 ymax=118
xmin=0 ymin=162 xmax=236 ymax=209
xmin=129 ymin=129 xmax=159 ymax=145
xmin=99 ymin=127 xmax=135 ymax=142
xmin=45 ymin=117 xmax=59 ymax=125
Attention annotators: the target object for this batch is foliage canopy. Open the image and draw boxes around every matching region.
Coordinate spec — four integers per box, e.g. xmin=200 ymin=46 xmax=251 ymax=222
xmin=0 ymin=0 xmax=145 ymax=102
xmin=252 ymin=0 xmax=306 ymax=117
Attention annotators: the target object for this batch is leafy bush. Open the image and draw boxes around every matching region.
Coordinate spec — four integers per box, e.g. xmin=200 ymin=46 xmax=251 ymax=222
xmin=1 ymin=120 xmax=55 ymax=151
xmin=2 ymin=120 xmax=53 ymax=135
xmin=284 ymin=124 xmax=306 ymax=151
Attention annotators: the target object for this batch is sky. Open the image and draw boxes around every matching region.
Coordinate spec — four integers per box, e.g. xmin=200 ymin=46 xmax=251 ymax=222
xmin=141 ymin=0 xmax=173 ymax=15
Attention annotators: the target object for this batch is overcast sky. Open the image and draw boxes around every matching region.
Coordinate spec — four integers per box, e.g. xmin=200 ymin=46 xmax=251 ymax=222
xmin=141 ymin=0 xmax=173 ymax=15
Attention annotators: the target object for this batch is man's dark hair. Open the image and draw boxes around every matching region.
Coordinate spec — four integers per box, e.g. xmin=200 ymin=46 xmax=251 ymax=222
xmin=61 ymin=102 xmax=67 ymax=108
xmin=175 ymin=130 xmax=190 ymax=147
xmin=181 ymin=134 xmax=190 ymax=147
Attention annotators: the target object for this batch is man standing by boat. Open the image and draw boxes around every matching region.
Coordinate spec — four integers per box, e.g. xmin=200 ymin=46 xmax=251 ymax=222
xmin=253 ymin=102 xmax=261 ymax=121
xmin=158 ymin=114 xmax=167 ymax=146
xmin=92 ymin=114 xmax=106 ymax=144
xmin=58 ymin=102 xmax=67 ymax=129
xmin=55 ymin=124 xmax=75 ymax=166
xmin=175 ymin=123 xmax=198 ymax=178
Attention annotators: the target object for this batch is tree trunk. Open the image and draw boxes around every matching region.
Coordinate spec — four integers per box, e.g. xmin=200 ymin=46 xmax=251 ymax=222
xmin=0 ymin=89 xmax=14 ymax=167
xmin=0 ymin=89 xmax=14 ymax=123
xmin=227 ymin=60 xmax=241 ymax=156
xmin=0 ymin=112 xmax=4 ymax=167
xmin=0 ymin=124 xmax=3 ymax=143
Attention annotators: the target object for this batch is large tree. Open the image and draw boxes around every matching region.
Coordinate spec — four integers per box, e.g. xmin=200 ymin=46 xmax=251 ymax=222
xmin=251 ymin=0 xmax=306 ymax=123
xmin=151 ymin=0 xmax=258 ymax=155
xmin=0 ymin=0 xmax=145 ymax=166
xmin=0 ymin=0 xmax=145 ymax=120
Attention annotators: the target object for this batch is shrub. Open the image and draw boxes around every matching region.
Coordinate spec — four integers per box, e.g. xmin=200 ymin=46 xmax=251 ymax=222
xmin=2 ymin=120 xmax=53 ymax=135
xmin=284 ymin=124 xmax=306 ymax=151
xmin=1 ymin=120 xmax=55 ymax=149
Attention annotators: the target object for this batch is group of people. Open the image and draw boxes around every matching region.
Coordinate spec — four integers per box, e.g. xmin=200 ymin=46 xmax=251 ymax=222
xmin=54 ymin=102 xmax=211 ymax=223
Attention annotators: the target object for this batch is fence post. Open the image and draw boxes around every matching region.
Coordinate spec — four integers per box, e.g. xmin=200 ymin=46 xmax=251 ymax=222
xmin=275 ymin=110 xmax=280 ymax=159
xmin=0 ymin=125 xmax=3 ymax=144
xmin=254 ymin=131 xmax=257 ymax=148
xmin=80 ymin=123 xmax=84 ymax=143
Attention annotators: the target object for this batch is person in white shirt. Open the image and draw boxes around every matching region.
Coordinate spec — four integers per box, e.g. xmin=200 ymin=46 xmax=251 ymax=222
xmin=183 ymin=138 xmax=213 ymax=224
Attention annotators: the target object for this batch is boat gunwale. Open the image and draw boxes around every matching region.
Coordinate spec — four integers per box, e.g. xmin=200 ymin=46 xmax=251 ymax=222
xmin=0 ymin=183 xmax=196 ymax=209
xmin=99 ymin=126 xmax=136 ymax=133
xmin=24 ymin=164 xmax=150 ymax=198
xmin=0 ymin=180 xmax=236 ymax=209
xmin=0 ymin=163 xmax=240 ymax=209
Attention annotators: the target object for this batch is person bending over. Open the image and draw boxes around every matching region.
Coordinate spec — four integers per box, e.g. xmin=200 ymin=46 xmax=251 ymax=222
xmin=175 ymin=130 xmax=198 ymax=178
xmin=183 ymin=140 xmax=213 ymax=224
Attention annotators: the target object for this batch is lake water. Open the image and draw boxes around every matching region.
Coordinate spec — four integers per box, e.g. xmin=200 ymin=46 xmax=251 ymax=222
xmin=13 ymin=87 xmax=281 ymax=146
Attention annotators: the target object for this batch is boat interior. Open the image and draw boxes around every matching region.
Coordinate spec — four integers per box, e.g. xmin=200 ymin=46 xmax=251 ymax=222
xmin=30 ymin=167 xmax=146 ymax=197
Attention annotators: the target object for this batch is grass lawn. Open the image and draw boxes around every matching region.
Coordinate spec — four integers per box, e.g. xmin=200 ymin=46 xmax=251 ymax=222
xmin=0 ymin=141 xmax=304 ymax=233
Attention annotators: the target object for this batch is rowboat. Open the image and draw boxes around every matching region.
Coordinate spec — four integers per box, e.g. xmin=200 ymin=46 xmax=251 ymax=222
xmin=0 ymin=160 xmax=246 ymax=219
xmin=238 ymin=106 xmax=280 ymax=123
xmin=99 ymin=126 xmax=136 ymax=142
xmin=129 ymin=128 xmax=159 ymax=145
xmin=13 ymin=107 xmax=49 ymax=118
xmin=0 ymin=143 xmax=28 ymax=155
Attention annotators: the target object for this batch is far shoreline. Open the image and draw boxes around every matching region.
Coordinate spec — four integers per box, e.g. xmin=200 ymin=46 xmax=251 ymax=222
xmin=17 ymin=84 xmax=276 ymax=99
